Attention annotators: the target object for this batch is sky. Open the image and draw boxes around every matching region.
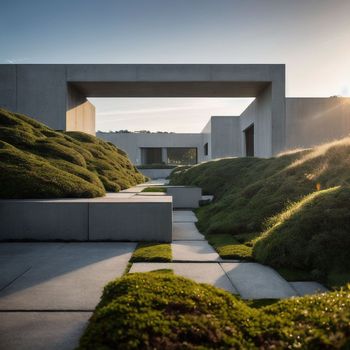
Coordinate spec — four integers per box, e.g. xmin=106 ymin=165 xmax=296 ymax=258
xmin=1 ymin=0 xmax=349 ymax=132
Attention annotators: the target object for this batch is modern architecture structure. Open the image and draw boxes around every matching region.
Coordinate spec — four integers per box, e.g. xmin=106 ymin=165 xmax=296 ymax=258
xmin=1 ymin=64 xmax=350 ymax=164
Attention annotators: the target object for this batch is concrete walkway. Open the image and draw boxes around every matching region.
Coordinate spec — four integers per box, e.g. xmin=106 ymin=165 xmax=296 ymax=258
xmin=131 ymin=209 xmax=328 ymax=300
xmin=0 ymin=242 xmax=135 ymax=350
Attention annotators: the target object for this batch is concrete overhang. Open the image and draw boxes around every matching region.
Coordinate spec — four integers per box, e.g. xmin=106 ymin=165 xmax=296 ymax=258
xmin=65 ymin=64 xmax=283 ymax=98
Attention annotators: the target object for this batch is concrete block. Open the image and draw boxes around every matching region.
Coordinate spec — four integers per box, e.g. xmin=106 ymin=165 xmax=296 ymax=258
xmin=89 ymin=198 xmax=172 ymax=242
xmin=138 ymin=168 xmax=174 ymax=179
xmin=166 ymin=186 xmax=202 ymax=209
xmin=0 ymin=312 xmax=91 ymax=350
xmin=0 ymin=200 xmax=89 ymax=241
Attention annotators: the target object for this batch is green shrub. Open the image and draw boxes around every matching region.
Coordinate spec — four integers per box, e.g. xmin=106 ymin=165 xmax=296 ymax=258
xmin=78 ymin=272 xmax=350 ymax=350
xmin=0 ymin=108 xmax=146 ymax=198
xmin=141 ymin=187 xmax=167 ymax=193
xmin=253 ymin=186 xmax=350 ymax=286
xmin=130 ymin=243 xmax=172 ymax=262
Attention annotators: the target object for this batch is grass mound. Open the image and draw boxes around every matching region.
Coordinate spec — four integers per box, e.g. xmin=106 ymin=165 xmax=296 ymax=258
xmin=169 ymin=140 xmax=350 ymax=235
xmin=169 ymin=139 xmax=350 ymax=284
xmin=0 ymin=108 xmax=145 ymax=198
xmin=141 ymin=186 xmax=167 ymax=193
xmin=130 ymin=243 xmax=172 ymax=262
xmin=254 ymin=186 xmax=350 ymax=286
xmin=78 ymin=271 xmax=350 ymax=349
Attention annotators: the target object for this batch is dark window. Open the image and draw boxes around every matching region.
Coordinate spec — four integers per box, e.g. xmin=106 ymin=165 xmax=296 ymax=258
xmin=244 ymin=124 xmax=254 ymax=157
xmin=141 ymin=148 xmax=163 ymax=165
xmin=167 ymin=148 xmax=197 ymax=165
xmin=204 ymin=143 xmax=208 ymax=156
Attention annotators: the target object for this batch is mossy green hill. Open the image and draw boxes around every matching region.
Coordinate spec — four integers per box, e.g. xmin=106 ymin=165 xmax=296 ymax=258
xmin=169 ymin=139 xmax=350 ymax=285
xmin=78 ymin=271 xmax=350 ymax=350
xmin=0 ymin=108 xmax=145 ymax=198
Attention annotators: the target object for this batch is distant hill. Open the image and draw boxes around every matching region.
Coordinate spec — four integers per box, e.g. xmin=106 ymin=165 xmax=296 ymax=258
xmin=0 ymin=108 xmax=145 ymax=198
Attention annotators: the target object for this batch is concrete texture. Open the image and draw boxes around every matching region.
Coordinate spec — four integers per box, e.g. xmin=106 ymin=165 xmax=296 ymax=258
xmin=0 ymin=312 xmax=91 ymax=350
xmin=221 ymin=263 xmax=298 ymax=299
xmin=0 ymin=64 xmax=286 ymax=158
xmin=166 ymin=186 xmax=202 ymax=209
xmin=0 ymin=243 xmax=135 ymax=310
xmin=171 ymin=241 xmax=220 ymax=261
xmin=289 ymin=282 xmax=328 ymax=296
xmin=173 ymin=210 xmax=198 ymax=222
xmin=129 ymin=262 xmax=237 ymax=294
xmin=172 ymin=222 xmax=205 ymax=240
xmin=89 ymin=200 xmax=172 ymax=242
xmin=0 ymin=195 xmax=172 ymax=242
xmin=138 ymin=168 xmax=174 ymax=179
xmin=0 ymin=200 xmax=89 ymax=241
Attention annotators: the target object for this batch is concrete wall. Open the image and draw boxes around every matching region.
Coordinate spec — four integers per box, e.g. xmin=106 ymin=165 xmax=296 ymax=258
xmin=210 ymin=116 xmax=241 ymax=158
xmin=0 ymin=197 xmax=173 ymax=242
xmin=286 ymin=97 xmax=350 ymax=150
xmin=138 ymin=168 xmax=174 ymax=179
xmin=97 ymin=132 xmax=207 ymax=165
xmin=240 ymin=88 xmax=274 ymax=158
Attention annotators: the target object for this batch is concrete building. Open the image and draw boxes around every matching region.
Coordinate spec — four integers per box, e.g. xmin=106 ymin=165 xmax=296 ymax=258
xmin=1 ymin=64 xmax=350 ymax=163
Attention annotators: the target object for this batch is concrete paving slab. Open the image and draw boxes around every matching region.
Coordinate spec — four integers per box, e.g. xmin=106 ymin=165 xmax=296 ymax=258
xmin=290 ymin=282 xmax=328 ymax=296
xmin=0 ymin=312 xmax=91 ymax=350
xmin=0 ymin=243 xmax=64 ymax=291
xmin=130 ymin=262 xmax=238 ymax=294
xmin=0 ymin=243 xmax=136 ymax=310
xmin=172 ymin=241 xmax=220 ymax=261
xmin=221 ymin=263 xmax=298 ymax=299
xmin=173 ymin=210 xmax=198 ymax=222
xmin=172 ymin=223 xmax=205 ymax=240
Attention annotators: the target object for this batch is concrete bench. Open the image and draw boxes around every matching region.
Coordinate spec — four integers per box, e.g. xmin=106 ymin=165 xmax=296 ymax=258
xmin=0 ymin=195 xmax=172 ymax=242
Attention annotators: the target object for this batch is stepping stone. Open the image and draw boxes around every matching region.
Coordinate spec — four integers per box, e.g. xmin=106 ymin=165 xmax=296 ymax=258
xmin=173 ymin=210 xmax=198 ymax=222
xmin=221 ymin=263 xmax=298 ymax=299
xmin=172 ymin=223 xmax=205 ymax=240
xmin=0 ymin=312 xmax=91 ymax=350
xmin=0 ymin=243 xmax=136 ymax=310
xmin=130 ymin=262 xmax=237 ymax=294
xmin=172 ymin=241 xmax=220 ymax=261
xmin=290 ymin=282 xmax=328 ymax=296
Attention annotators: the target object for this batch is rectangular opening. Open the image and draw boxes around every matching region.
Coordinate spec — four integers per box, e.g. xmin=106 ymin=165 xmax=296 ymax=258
xmin=141 ymin=147 xmax=163 ymax=165
xmin=204 ymin=142 xmax=208 ymax=156
xmin=167 ymin=147 xmax=197 ymax=165
xmin=244 ymin=124 xmax=254 ymax=157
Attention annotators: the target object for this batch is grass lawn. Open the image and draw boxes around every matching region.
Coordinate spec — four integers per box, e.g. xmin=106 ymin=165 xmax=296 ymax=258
xmin=141 ymin=186 xmax=167 ymax=193
xmin=130 ymin=243 xmax=172 ymax=262
xmin=77 ymin=271 xmax=350 ymax=350
xmin=206 ymin=233 xmax=253 ymax=260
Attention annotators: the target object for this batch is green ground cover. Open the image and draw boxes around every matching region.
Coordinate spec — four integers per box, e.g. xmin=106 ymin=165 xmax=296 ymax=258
xmin=169 ymin=138 xmax=350 ymax=285
xmin=130 ymin=243 xmax=172 ymax=262
xmin=0 ymin=108 xmax=145 ymax=198
xmin=78 ymin=271 xmax=350 ymax=350
xmin=141 ymin=186 xmax=167 ymax=193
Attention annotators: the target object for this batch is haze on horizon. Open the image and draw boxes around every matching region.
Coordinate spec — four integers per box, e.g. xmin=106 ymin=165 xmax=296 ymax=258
xmin=1 ymin=0 xmax=349 ymax=132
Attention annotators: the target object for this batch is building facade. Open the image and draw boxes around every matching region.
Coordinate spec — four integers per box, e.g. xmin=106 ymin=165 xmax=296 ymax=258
xmin=98 ymin=97 xmax=350 ymax=165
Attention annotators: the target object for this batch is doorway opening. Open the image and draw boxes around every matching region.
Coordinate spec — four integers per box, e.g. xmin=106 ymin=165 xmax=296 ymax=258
xmin=244 ymin=124 xmax=254 ymax=157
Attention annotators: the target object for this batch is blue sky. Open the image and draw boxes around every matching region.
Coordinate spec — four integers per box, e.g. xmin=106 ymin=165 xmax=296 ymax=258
xmin=1 ymin=0 xmax=349 ymax=132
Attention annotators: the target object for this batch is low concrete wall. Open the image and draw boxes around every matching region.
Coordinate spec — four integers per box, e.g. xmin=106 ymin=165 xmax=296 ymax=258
xmin=0 ymin=197 xmax=172 ymax=242
xmin=166 ymin=186 xmax=202 ymax=209
xmin=138 ymin=168 xmax=174 ymax=179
